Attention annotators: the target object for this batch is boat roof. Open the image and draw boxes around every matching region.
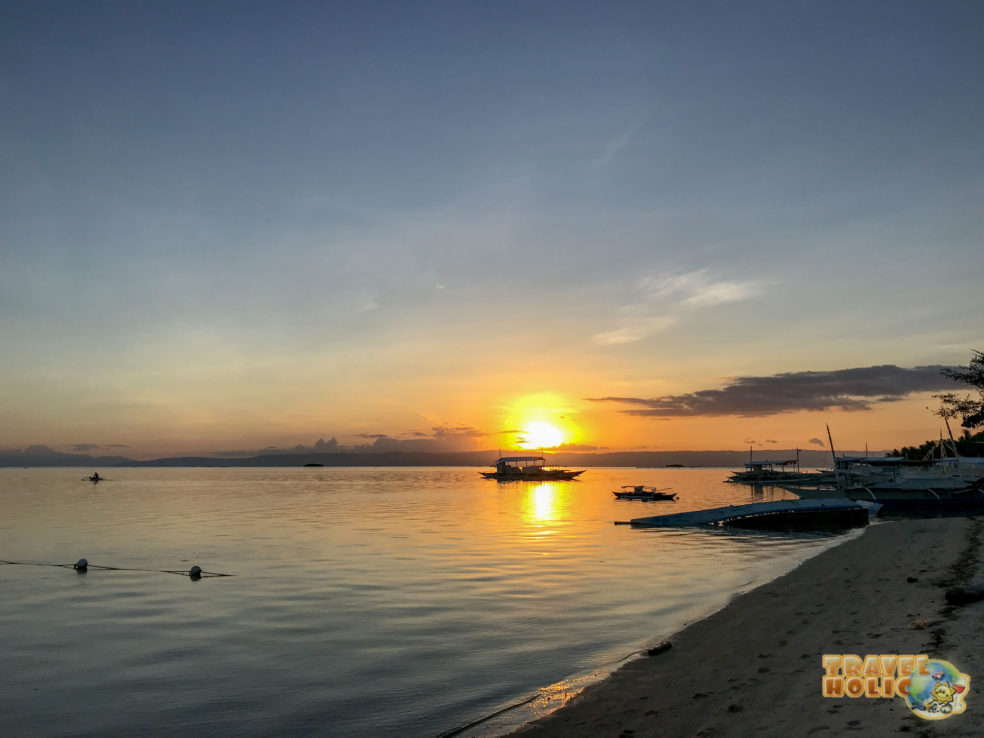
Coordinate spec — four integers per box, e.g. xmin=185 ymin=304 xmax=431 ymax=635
xmin=744 ymin=459 xmax=797 ymax=468
xmin=496 ymin=456 xmax=545 ymax=462
xmin=840 ymin=456 xmax=905 ymax=463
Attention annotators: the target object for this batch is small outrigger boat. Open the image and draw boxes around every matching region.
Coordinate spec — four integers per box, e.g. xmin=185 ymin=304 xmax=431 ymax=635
xmin=613 ymin=485 xmax=677 ymax=501
xmin=86 ymin=472 xmax=102 ymax=483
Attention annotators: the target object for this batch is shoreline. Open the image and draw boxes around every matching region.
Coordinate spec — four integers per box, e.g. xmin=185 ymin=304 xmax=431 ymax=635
xmin=447 ymin=528 xmax=863 ymax=738
xmin=509 ymin=517 xmax=983 ymax=736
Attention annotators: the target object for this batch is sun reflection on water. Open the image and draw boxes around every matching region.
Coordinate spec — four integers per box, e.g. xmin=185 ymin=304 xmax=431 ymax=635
xmin=530 ymin=483 xmax=557 ymax=523
xmin=523 ymin=482 xmax=580 ymax=533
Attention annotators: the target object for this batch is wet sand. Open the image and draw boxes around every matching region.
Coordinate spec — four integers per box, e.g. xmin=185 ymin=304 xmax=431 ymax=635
xmin=513 ymin=517 xmax=983 ymax=736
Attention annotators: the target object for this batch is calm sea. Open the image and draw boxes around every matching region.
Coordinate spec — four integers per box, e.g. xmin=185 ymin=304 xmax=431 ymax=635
xmin=0 ymin=467 xmax=853 ymax=737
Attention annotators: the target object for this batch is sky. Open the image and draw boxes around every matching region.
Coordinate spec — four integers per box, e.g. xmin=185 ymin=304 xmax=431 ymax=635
xmin=1 ymin=1 xmax=982 ymax=459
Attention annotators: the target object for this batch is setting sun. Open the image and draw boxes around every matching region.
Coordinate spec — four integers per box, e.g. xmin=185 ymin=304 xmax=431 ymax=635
xmin=502 ymin=393 xmax=583 ymax=451
xmin=519 ymin=421 xmax=565 ymax=449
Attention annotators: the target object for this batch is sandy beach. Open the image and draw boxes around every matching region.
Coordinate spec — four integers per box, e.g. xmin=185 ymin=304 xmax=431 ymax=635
xmin=513 ymin=517 xmax=983 ymax=736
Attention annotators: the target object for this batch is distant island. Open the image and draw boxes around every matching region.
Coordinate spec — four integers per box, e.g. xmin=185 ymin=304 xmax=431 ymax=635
xmin=1 ymin=445 xmax=875 ymax=469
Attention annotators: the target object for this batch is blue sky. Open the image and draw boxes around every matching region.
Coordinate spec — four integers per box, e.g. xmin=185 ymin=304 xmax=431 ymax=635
xmin=2 ymin=1 xmax=982 ymax=456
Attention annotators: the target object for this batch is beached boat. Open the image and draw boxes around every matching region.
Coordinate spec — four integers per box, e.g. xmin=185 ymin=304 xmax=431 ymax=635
xmin=838 ymin=474 xmax=984 ymax=516
xmin=781 ymin=466 xmax=984 ymax=516
xmin=613 ymin=485 xmax=677 ymax=501
xmin=479 ymin=456 xmax=584 ymax=481
xmin=793 ymin=425 xmax=984 ymax=501
xmin=627 ymin=498 xmax=870 ymax=531
xmin=845 ymin=474 xmax=980 ymax=496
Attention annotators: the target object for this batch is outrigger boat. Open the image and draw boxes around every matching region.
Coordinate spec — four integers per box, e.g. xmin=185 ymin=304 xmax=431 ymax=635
xmin=627 ymin=498 xmax=869 ymax=530
xmin=479 ymin=456 xmax=584 ymax=481
xmin=613 ymin=485 xmax=677 ymax=501
xmin=777 ymin=424 xmax=984 ymax=515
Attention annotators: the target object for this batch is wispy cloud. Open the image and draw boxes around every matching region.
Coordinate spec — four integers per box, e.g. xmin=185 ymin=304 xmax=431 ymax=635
xmin=590 ymin=124 xmax=640 ymax=170
xmin=592 ymin=269 xmax=765 ymax=346
xmin=592 ymin=316 xmax=677 ymax=345
xmin=431 ymin=425 xmax=486 ymax=439
xmin=640 ymin=269 xmax=765 ymax=308
xmin=681 ymin=279 xmax=760 ymax=308
xmin=588 ymin=364 xmax=959 ymax=417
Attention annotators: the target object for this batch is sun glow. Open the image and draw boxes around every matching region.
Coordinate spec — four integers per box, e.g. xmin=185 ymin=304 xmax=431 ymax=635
xmin=518 ymin=421 xmax=565 ymax=450
xmin=502 ymin=393 xmax=583 ymax=450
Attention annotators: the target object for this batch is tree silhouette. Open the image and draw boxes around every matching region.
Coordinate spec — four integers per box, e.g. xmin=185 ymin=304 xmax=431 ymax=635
xmin=936 ymin=350 xmax=984 ymax=429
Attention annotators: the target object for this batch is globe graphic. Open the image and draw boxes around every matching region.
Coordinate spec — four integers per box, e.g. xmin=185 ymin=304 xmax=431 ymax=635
xmin=905 ymin=659 xmax=967 ymax=716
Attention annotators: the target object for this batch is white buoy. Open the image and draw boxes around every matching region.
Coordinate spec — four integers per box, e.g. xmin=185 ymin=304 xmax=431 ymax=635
xmin=74 ymin=558 xmax=88 ymax=571
xmin=189 ymin=565 xmax=202 ymax=579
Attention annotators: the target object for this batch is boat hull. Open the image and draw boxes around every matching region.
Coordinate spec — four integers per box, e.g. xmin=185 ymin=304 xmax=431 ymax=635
xmin=613 ymin=492 xmax=677 ymax=501
xmin=480 ymin=470 xmax=584 ymax=481
xmin=630 ymin=498 xmax=868 ymax=531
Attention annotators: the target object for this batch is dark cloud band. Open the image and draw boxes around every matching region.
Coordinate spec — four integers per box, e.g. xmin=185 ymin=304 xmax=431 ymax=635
xmin=588 ymin=364 xmax=958 ymax=418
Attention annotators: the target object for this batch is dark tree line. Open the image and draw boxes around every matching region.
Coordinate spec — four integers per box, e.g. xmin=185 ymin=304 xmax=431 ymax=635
xmin=888 ymin=350 xmax=984 ymax=459
xmin=889 ymin=429 xmax=984 ymax=460
xmin=936 ymin=349 xmax=984 ymax=429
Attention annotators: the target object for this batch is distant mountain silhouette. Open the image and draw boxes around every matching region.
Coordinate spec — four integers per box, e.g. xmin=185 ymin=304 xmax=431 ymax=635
xmin=121 ymin=450 xmax=498 ymax=467
xmin=2 ymin=445 xmax=876 ymax=469
xmin=0 ymin=445 xmax=135 ymax=467
xmin=120 ymin=447 xmax=858 ymax=468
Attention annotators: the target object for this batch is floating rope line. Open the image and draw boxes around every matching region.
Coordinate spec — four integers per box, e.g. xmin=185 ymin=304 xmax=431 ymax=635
xmin=0 ymin=559 xmax=233 ymax=578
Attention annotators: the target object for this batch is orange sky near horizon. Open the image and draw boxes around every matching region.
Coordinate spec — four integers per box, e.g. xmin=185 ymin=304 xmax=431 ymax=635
xmin=494 ymin=389 xmax=956 ymax=455
xmin=0 ymin=375 xmax=959 ymax=460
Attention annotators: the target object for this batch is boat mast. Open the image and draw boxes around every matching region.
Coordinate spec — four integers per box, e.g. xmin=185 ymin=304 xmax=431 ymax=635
xmin=826 ymin=424 xmax=842 ymax=490
xmin=944 ymin=417 xmax=962 ymax=463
